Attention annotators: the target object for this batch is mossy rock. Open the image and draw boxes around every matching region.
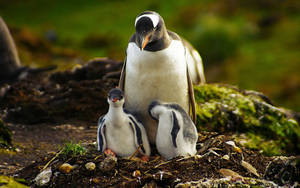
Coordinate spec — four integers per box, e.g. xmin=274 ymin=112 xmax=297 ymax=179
xmin=194 ymin=84 xmax=300 ymax=156
xmin=0 ymin=176 xmax=29 ymax=188
xmin=0 ymin=118 xmax=12 ymax=148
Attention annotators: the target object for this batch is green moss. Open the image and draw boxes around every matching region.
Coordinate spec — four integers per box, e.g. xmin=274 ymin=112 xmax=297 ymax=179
xmin=60 ymin=141 xmax=86 ymax=159
xmin=0 ymin=176 xmax=29 ymax=188
xmin=194 ymin=84 xmax=300 ymax=156
xmin=0 ymin=118 xmax=12 ymax=148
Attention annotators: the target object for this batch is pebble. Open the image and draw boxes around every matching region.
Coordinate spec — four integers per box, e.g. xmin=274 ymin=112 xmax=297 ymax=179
xmin=132 ymin=170 xmax=141 ymax=177
xmin=59 ymin=163 xmax=73 ymax=174
xmin=85 ymin=162 xmax=96 ymax=171
xmin=222 ymin=155 xmax=230 ymax=160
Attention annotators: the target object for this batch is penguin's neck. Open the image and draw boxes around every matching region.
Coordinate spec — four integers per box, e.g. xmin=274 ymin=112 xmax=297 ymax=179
xmin=107 ymin=105 xmax=126 ymax=126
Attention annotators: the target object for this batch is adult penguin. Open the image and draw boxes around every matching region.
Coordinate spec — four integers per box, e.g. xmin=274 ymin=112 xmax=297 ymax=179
xmin=119 ymin=11 xmax=205 ymax=143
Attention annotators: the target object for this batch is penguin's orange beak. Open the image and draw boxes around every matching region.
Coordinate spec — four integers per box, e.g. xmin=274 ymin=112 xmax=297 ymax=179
xmin=112 ymin=98 xmax=118 ymax=103
xmin=141 ymin=35 xmax=150 ymax=50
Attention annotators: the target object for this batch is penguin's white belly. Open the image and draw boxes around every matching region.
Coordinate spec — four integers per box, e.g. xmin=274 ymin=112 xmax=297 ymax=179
xmin=155 ymin=113 xmax=197 ymax=160
xmin=125 ymin=41 xmax=189 ymax=143
xmin=105 ymin=122 xmax=136 ymax=157
xmin=155 ymin=115 xmax=176 ymax=159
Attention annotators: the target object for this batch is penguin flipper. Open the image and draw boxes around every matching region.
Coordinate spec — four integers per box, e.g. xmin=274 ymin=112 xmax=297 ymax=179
xmin=128 ymin=115 xmax=151 ymax=156
xmin=118 ymin=55 xmax=127 ymax=91
xmin=97 ymin=115 xmax=107 ymax=152
xmin=187 ymin=67 xmax=196 ymax=123
xmin=171 ymin=111 xmax=180 ymax=148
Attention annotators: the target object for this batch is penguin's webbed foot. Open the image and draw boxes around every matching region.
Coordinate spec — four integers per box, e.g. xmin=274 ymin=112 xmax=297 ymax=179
xmin=140 ymin=155 xmax=149 ymax=162
xmin=104 ymin=148 xmax=116 ymax=157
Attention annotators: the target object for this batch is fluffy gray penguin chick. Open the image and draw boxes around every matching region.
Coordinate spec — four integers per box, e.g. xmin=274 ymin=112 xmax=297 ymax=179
xmin=149 ymin=100 xmax=198 ymax=160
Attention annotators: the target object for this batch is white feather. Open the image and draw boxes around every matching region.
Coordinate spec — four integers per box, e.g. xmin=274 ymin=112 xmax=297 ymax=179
xmin=135 ymin=14 xmax=159 ymax=28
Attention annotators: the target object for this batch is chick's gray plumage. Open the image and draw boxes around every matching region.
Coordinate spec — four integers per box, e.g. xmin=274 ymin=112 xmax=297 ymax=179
xmin=149 ymin=100 xmax=198 ymax=160
xmin=97 ymin=88 xmax=151 ymax=157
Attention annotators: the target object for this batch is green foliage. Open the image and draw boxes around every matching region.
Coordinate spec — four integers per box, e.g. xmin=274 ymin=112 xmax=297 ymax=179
xmin=60 ymin=141 xmax=86 ymax=158
xmin=194 ymin=84 xmax=300 ymax=156
xmin=195 ymin=28 xmax=238 ymax=64
xmin=0 ymin=118 xmax=12 ymax=148
xmin=0 ymin=176 xmax=29 ymax=188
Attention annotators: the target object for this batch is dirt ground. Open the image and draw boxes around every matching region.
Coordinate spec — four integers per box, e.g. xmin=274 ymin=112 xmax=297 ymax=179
xmin=0 ymin=59 xmax=299 ymax=187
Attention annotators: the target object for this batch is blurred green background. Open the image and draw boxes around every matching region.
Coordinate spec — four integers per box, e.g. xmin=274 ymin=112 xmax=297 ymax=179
xmin=0 ymin=0 xmax=300 ymax=111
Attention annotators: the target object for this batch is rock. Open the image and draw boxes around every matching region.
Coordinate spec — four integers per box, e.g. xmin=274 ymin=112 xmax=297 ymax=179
xmin=222 ymin=155 xmax=230 ymax=160
xmin=194 ymin=84 xmax=300 ymax=156
xmin=85 ymin=162 xmax=96 ymax=171
xmin=59 ymin=163 xmax=73 ymax=174
xmin=132 ymin=170 xmax=141 ymax=177
xmin=264 ymin=156 xmax=299 ymax=186
xmin=34 ymin=167 xmax=52 ymax=186
xmin=175 ymin=177 xmax=278 ymax=187
xmin=99 ymin=155 xmax=117 ymax=173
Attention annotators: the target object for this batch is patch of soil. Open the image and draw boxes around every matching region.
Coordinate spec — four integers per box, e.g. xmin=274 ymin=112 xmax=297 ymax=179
xmin=15 ymin=132 xmax=299 ymax=187
xmin=0 ymin=122 xmax=98 ymax=175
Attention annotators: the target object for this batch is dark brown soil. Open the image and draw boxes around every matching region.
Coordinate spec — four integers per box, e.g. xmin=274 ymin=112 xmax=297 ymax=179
xmin=15 ymin=133 xmax=271 ymax=187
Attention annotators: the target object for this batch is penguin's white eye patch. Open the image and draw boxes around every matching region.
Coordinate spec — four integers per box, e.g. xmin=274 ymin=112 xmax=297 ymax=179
xmin=135 ymin=14 xmax=159 ymax=28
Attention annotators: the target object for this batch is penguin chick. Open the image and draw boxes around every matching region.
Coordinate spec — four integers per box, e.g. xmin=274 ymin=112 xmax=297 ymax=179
xmin=97 ymin=88 xmax=151 ymax=158
xmin=148 ymin=100 xmax=198 ymax=160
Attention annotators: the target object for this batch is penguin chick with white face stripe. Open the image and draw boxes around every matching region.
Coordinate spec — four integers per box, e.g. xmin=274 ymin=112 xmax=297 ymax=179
xmin=119 ymin=11 xmax=205 ymax=144
xmin=148 ymin=100 xmax=198 ymax=160
xmin=97 ymin=88 xmax=151 ymax=158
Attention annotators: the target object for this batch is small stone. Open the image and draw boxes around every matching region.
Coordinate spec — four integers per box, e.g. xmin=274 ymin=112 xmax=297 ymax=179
xmin=85 ymin=162 xmax=96 ymax=171
xmin=59 ymin=163 xmax=73 ymax=174
xmin=222 ymin=155 xmax=230 ymax=160
xmin=99 ymin=155 xmax=117 ymax=172
xmin=34 ymin=167 xmax=52 ymax=186
xmin=15 ymin=148 xmax=21 ymax=153
xmin=132 ymin=170 xmax=141 ymax=177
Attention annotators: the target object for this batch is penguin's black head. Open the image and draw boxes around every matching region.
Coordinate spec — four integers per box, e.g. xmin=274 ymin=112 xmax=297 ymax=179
xmin=148 ymin=100 xmax=161 ymax=120
xmin=135 ymin=11 xmax=166 ymax=50
xmin=107 ymin=88 xmax=124 ymax=106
